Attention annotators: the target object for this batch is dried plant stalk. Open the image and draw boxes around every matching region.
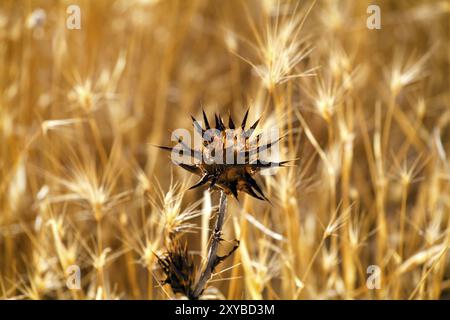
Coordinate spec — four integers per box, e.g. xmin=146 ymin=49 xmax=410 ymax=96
xmin=192 ymin=191 xmax=228 ymax=299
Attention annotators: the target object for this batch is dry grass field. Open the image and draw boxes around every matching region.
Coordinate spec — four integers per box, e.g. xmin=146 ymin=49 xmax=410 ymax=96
xmin=0 ymin=0 xmax=449 ymax=299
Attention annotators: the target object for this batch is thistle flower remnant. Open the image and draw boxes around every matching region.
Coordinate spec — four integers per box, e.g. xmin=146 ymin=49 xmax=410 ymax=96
xmin=156 ymin=109 xmax=292 ymax=202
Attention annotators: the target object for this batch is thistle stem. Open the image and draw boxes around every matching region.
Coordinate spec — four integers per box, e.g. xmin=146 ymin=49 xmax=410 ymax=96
xmin=192 ymin=191 xmax=227 ymax=299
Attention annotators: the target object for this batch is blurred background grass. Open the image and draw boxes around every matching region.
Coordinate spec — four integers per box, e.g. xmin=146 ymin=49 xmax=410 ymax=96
xmin=0 ymin=0 xmax=449 ymax=299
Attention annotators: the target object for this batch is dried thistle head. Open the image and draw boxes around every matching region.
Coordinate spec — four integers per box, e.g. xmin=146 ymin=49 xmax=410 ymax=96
xmin=157 ymin=109 xmax=292 ymax=202
xmin=155 ymin=237 xmax=239 ymax=299
xmin=155 ymin=240 xmax=197 ymax=299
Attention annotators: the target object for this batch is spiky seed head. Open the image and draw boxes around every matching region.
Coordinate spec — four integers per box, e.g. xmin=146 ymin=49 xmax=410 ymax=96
xmin=155 ymin=240 xmax=197 ymax=299
xmin=156 ymin=110 xmax=292 ymax=202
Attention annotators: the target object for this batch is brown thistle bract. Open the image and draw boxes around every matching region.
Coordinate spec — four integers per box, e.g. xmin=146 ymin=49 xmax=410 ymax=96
xmin=157 ymin=109 xmax=291 ymax=202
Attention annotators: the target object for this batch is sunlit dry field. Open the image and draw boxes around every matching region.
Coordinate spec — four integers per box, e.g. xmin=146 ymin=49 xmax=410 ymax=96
xmin=0 ymin=0 xmax=449 ymax=300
